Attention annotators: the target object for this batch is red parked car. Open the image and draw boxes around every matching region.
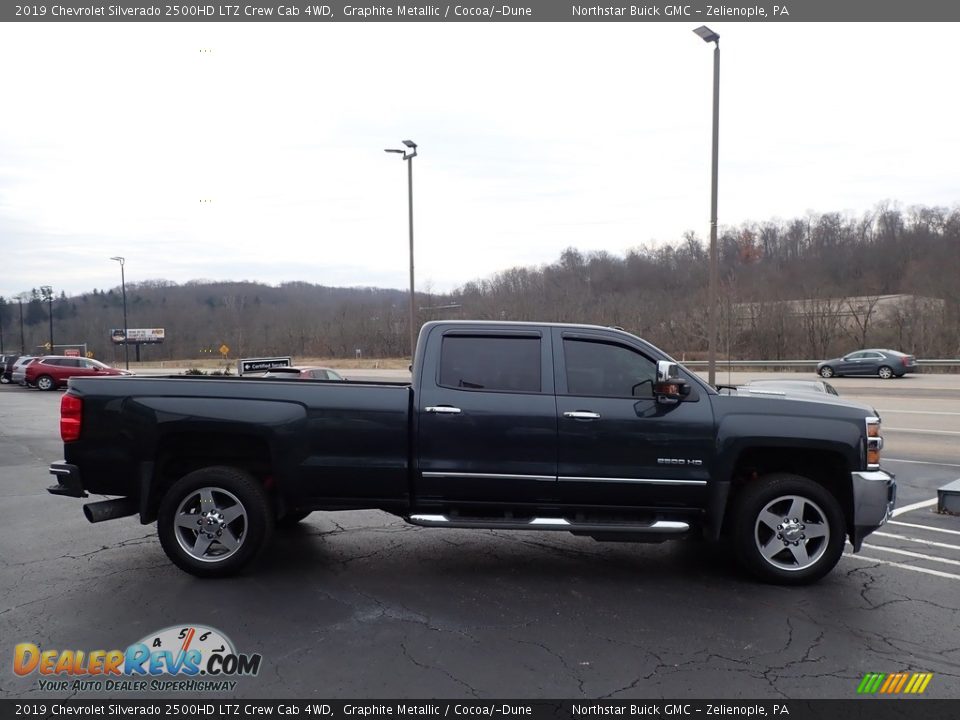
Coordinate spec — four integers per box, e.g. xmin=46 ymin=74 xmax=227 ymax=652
xmin=26 ymin=356 xmax=131 ymax=390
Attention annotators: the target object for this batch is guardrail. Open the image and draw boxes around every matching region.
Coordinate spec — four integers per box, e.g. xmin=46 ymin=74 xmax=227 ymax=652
xmin=679 ymin=359 xmax=960 ymax=369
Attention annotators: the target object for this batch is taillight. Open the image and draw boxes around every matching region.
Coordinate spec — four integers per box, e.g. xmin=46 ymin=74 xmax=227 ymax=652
xmin=61 ymin=393 xmax=83 ymax=442
xmin=865 ymin=416 xmax=882 ymax=469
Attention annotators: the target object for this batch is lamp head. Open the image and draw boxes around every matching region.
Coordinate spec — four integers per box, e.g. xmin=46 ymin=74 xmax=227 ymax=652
xmin=693 ymin=25 xmax=720 ymax=44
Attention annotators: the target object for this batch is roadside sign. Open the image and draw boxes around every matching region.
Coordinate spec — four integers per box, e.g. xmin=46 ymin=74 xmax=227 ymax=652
xmin=219 ymin=344 xmax=230 ymax=358
xmin=111 ymin=328 xmax=165 ymax=344
xmin=64 ymin=349 xmax=80 ymax=357
xmin=237 ymin=356 xmax=293 ymax=376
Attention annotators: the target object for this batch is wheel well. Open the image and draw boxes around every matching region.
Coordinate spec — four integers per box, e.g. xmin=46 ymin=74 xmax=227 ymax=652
xmin=723 ymin=447 xmax=853 ymax=536
xmin=147 ymin=433 xmax=274 ymax=521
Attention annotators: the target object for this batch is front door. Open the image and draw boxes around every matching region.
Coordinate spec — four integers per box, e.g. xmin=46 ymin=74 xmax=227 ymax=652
xmin=553 ymin=331 xmax=714 ymax=510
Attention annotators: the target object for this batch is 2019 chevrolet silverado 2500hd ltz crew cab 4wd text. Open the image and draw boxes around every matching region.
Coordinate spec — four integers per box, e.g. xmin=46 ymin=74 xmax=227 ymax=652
xmin=47 ymin=321 xmax=895 ymax=584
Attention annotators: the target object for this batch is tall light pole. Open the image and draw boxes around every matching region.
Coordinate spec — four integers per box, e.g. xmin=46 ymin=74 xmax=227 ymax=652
xmin=385 ymin=140 xmax=418 ymax=363
xmin=17 ymin=294 xmax=25 ymax=355
xmin=694 ymin=25 xmax=720 ymax=387
xmin=110 ymin=256 xmax=129 ymax=369
xmin=40 ymin=286 xmax=54 ymax=354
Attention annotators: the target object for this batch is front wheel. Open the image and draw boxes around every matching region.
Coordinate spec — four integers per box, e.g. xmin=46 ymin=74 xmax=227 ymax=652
xmin=36 ymin=375 xmax=56 ymax=391
xmin=732 ymin=473 xmax=845 ymax=585
xmin=157 ymin=466 xmax=273 ymax=578
xmin=878 ymin=365 xmax=894 ymax=379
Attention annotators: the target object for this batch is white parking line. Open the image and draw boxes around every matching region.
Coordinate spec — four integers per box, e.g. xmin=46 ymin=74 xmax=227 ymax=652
xmin=889 ymin=520 xmax=960 ymax=537
xmin=861 ymin=544 xmax=960 ymax=567
xmin=885 ymin=427 xmax=960 ymax=436
xmin=886 ymin=458 xmax=960 ymax=468
xmin=892 ymin=498 xmax=938 ymax=516
xmin=879 ymin=410 xmax=960 ymax=416
xmin=873 ymin=531 xmax=960 ymax=552
xmin=844 ymin=554 xmax=960 ymax=581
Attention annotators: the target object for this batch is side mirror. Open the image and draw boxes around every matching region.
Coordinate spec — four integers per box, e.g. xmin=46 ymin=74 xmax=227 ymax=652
xmin=656 ymin=360 xmax=679 ymax=383
xmin=654 ymin=360 xmax=688 ymax=404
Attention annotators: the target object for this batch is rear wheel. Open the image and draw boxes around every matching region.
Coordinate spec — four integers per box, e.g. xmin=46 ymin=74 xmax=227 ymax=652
xmin=732 ymin=473 xmax=845 ymax=585
xmin=818 ymin=366 xmax=835 ymax=378
xmin=158 ymin=466 xmax=273 ymax=578
xmin=878 ymin=365 xmax=894 ymax=379
xmin=36 ymin=375 xmax=56 ymax=391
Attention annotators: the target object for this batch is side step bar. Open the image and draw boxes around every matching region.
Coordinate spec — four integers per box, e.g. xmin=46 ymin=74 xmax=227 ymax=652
xmin=407 ymin=514 xmax=689 ymax=534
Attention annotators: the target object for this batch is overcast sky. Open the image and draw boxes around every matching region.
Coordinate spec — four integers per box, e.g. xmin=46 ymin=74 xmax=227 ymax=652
xmin=1 ymin=22 xmax=958 ymax=300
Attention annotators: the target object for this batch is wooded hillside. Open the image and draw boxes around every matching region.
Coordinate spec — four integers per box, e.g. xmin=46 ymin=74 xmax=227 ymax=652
xmin=2 ymin=203 xmax=958 ymax=362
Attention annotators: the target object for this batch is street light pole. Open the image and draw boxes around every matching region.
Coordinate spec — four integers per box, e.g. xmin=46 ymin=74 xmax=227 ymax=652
xmin=694 ymin=25 xmax=721 ymax=387
xmin=17 ymin=296 xmax=25 ymax=355
xmin=110 ymin=256 xmax=129 ymax=370
xmin=385 ymin=140 xmax=419 ymax=363
xmin=40 ymin=286 xmax=54 ymax=354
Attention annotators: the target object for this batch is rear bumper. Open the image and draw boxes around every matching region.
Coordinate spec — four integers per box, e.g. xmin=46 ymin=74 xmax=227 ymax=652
xmin=850 ymin=469 xmax=896 ymax=551
xmin=48 ymin=462 xmax=87 ymax=498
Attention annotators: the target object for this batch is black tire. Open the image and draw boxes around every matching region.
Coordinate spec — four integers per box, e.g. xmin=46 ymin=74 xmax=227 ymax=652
xmin=276 ymin=509 xmax=312 ymax=528
xmin=877 ymin=365 xmax=894 ymax=380
xmin=732 ymin=473 xmax=845 ymax=585
xmin=36 ymin=375 xmax=57 ymax=391
xmin=0 ymin=375 xmax=9 ymax=384
xmin=818 ymin=366 xmax=835 ymax=378
xmin=157 ymin=466 xmax=273 ymax=578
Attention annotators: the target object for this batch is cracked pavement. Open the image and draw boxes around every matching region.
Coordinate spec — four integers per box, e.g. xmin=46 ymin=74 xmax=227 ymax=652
xmin=2 ymin=384 xmax=959 ymax=700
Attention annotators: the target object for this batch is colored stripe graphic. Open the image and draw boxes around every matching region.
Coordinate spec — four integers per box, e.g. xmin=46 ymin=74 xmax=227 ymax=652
xmin=858 ymin=672 xmax=932 ymax=694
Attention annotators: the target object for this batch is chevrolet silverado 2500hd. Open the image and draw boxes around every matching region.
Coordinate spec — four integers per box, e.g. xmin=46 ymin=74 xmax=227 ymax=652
xmin=48 ymin=321 xmax=895 ymax=583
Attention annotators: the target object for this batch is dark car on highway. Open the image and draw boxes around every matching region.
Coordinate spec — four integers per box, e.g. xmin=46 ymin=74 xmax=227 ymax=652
xmin=817 ymin=349 xmax=917 ymax=379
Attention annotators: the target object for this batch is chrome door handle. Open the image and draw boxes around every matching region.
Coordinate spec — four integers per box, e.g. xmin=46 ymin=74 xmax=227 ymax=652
xmin=564 ymin=411 xmax=601 ymax=419
xmin=425 ymin=406 xmax=462 ymax=414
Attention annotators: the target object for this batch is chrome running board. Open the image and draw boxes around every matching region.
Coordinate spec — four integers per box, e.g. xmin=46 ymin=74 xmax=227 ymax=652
xmin=406 ymin=514 xmax=689 ymax=534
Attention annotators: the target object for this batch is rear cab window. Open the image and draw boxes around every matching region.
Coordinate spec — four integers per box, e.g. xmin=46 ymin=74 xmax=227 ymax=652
xmin=438 ymin=335 xmax=541 ymax=393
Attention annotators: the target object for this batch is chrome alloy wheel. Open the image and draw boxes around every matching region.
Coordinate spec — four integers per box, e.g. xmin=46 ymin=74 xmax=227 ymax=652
xmin=174 ymin=487 xmax=247 ymax=562
xmin=754 ymin=494 xmax=830 ymax=572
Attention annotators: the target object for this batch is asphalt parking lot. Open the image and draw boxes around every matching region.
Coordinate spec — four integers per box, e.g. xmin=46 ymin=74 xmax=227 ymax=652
xmin=1 ymin=372 xmax=959 ymax=700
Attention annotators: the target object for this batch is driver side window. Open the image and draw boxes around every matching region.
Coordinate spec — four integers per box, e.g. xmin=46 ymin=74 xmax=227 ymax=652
xmin=563 ymin=339 xmax=657 ymax=398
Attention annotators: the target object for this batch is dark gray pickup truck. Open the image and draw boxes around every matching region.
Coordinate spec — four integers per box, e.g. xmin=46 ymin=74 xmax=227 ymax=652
xmin=48 ymin=321 xmax=895 ymax=584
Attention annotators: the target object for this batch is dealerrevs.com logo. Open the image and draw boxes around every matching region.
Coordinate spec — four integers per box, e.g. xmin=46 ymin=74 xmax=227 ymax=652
xmin=13 ymin=624 xmax=261 ymax=693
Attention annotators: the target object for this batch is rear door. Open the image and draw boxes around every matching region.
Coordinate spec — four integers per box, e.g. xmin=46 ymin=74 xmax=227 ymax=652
xmin=415 ymin=327 xmax=558 ymax=505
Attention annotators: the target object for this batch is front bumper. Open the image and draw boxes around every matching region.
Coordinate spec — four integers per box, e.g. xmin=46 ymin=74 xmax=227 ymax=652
xmin=849 ymin=469 xmax=896 ymax=551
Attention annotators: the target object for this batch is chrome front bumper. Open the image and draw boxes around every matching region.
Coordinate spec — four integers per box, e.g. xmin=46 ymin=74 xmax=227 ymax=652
xmin=849 ymin=469 xmax=896 ymax=551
